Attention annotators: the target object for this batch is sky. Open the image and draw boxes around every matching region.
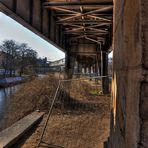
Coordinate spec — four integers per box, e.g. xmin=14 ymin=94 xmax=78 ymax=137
xmin=108 ymin=51 xmax=113 ymax=58
xmin=0 ymin=12 xmax=65 ymax=61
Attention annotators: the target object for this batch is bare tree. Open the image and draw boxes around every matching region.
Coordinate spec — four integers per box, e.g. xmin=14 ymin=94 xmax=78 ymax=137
xmin=0 ymin=40 xmax=19 ymax=77
xmin=0 ymin=40 xmax=38 ymax=77
xmin=18 ymin=43 xmax=37 ymax=76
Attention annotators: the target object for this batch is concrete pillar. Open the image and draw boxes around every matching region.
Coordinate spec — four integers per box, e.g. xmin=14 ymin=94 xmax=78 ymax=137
xmin=106 ymin=0 xmax=148 ymax=148
xmin=78 ymin=63 xmax=83 ymax=74
xmin=42 ymin=9 xmax=49 ymax=37
xmin=84 ymin=67 xmax=86 ymax=74
xmin=65 ymin=52 xmax=76 ymax=79
xmin=49 ymin=10 xmax=55 ymax=42
xmin=95 ymin=61 xmax=99 ymax=76
xmin=102 ymin=52 xmax=109 ymax=94
xmin=91 ymin=66 xmax=93 ymax=73
xmin=77 ymin=62 xmax=80 ymax=73
xmin=55 ymin=25 xmax=60 ymax=44
xmin=93 ymin=65 xmax=95 ymax=74
xmin=82 ymin=67 xmax=84 ymax=74
xmin=88 ymin=66 xmax=92 ymax=78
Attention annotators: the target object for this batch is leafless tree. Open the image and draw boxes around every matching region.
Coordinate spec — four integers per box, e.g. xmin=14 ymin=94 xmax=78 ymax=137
xmin=0 ymin=40 xmax=38 ymax=77
xmin=0 ymin=40 xmax=19 ymax=77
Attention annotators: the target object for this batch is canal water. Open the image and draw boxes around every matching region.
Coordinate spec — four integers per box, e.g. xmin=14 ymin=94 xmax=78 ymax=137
xmin=0 ymin=85 xmax=20 ymax=124
xmin=0 ymin=74 xmax=47 ymax=128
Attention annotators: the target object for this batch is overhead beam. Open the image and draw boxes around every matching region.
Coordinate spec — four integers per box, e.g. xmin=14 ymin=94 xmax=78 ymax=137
xmin=73 ymin=35 xmax=105 ymax=43
xmin=85 ymin=36 xmax=102 ymax=44
xmin=65 ymin=27 xmax=107 ymax=33
xmin=65 ymin=23 xmax=110 ymax=32
xmin=42 ymin=1 xmax=113 ymax=7
xmin=50 ymin=7 xmax=78 ymax=14
xmin=57 ymin=20 xmax=112 ymax=24
xmin=55 ymin=13 xmax=113 ymax=16
xmin=87 ymin=14 xmax=111 ymax=22
xmin=87 ymin=34 xmax=107 ymax=38
xmin=64 ymin=31 xmax=108 ymax=34
xmin=66 ymin=30 xmax=108 ymax=34
xmin=56 ymin=6 xmax=113 ymax=23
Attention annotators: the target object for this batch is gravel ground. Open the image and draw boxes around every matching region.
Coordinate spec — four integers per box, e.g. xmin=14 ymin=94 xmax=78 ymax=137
xmin=16 ymin=90 xmax=110 ymax=148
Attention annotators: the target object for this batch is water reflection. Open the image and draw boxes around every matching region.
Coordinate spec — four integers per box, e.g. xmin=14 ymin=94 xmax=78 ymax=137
xmin=0 ymin=75 xmax=46 ymax=126
xmin=0 ymin=85 xmax=20 ymax=123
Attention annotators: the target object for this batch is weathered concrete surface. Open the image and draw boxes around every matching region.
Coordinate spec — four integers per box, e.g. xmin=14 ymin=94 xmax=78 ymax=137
xmin=105 ymin=0 xmax=148 ymax=147
xmin=139 ymin=0 xmax=148 ymax=147
xmin=0 ymin=0 xmax=14 ymax=10
xmin=32 ymin=0 xmax=42 ymax=31
xmin=0 ymin=111 xmax=44 ymax=148
xmin=16 ymin=0 xmax=31 ymax=23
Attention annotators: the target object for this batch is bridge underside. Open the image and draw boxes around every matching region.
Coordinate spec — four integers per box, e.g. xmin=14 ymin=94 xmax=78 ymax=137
xmin=0 ymin=0 xmax=113 ymax=94
xmin=1 ymin=0 xmax=148 ymax=148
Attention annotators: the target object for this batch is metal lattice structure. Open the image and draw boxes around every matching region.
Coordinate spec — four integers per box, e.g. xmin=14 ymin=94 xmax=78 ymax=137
xmin=42 ymin=0 xmax=113 ymax=44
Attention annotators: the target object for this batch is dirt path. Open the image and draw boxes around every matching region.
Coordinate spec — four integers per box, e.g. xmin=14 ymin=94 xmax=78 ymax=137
xmin=17 ymin=93 xmax=110 ymax=148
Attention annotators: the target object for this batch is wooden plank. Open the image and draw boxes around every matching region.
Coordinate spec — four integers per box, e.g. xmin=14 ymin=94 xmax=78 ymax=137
xmin=0 ymin=111 xmax=44 ymax=148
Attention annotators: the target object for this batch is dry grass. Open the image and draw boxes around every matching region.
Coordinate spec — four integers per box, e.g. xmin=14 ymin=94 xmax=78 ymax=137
xmin=20 ymin=113 xmax=110 ymax=148
xmin=19 ymin=79 xmax=111 ymax=148
xmin=0 ymin=74 xmax=59 ymax=131
xmin=0 ymin=75 xmax=111 ymax=148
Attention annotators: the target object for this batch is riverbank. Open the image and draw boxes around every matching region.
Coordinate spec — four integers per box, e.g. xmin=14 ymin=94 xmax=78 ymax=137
xmin=0 ymin=74 xmax=59 ymax=131
xmin=15 ymin=79 xmax=111 ymax=148
xmin=0 ymin=75 xmax=34 ymax=88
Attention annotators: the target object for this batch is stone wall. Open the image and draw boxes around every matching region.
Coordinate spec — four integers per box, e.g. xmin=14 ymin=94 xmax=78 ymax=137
xmin=106 ymin=0 xmax=148 ymax=147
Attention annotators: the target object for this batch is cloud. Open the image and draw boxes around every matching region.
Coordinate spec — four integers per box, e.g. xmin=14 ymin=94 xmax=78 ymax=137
xmin=0 ymin=12 xmax=65 ymax=61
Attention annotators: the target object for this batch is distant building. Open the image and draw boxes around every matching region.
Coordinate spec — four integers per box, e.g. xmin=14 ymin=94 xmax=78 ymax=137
xmin=49 ymin=58 xmax=65 ymax=67
xmin=37 ymin=57 xmax=50 ymax=67
xmin=108 ymin=57 xmax=113 ymax=75
xmin=35 ymin=58 xmax=65 ymax=73
xmin=49 ymin=58 xmax=65 ymax=71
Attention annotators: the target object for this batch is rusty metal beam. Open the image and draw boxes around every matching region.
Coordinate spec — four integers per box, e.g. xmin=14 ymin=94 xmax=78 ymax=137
xmin=87 ymin=15 xmax=111 ymax=22
xmin=65 ymin=23 xmax=109 ymax=32
xmin=86 ymin=33 xmax=107 ymax=38
xmin=50 ymin=7 xmax=78 ymax=14
xmin=65 ymin=31 xmax=108 ymax=37
xmin=85 ymin=36 xmax=102 ymax=44
xmin=64 ymin=31 xmax=108 ymax=35
xmin=57 ymin=20 xmax=112 ymax=24
xmin=55 ymin=13 xmax=113 ymax=16
xmin=71 ymin=34 xmax=105 ymax=40
xmin=42 ymin=1 xmax=113 ymax=7
xmin=56 ymin=6 xmax=113 ymax=23
xmin=65 ymin=27 xmax=107 ymax=33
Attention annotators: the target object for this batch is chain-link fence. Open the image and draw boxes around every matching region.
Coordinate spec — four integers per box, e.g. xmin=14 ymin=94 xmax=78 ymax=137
xmin=37 ymin=76 xmax=111 ymax=148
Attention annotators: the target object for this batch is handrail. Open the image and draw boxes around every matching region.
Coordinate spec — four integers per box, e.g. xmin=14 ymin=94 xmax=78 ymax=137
xmin=37 ymin=80 xmax=62 ymax=147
